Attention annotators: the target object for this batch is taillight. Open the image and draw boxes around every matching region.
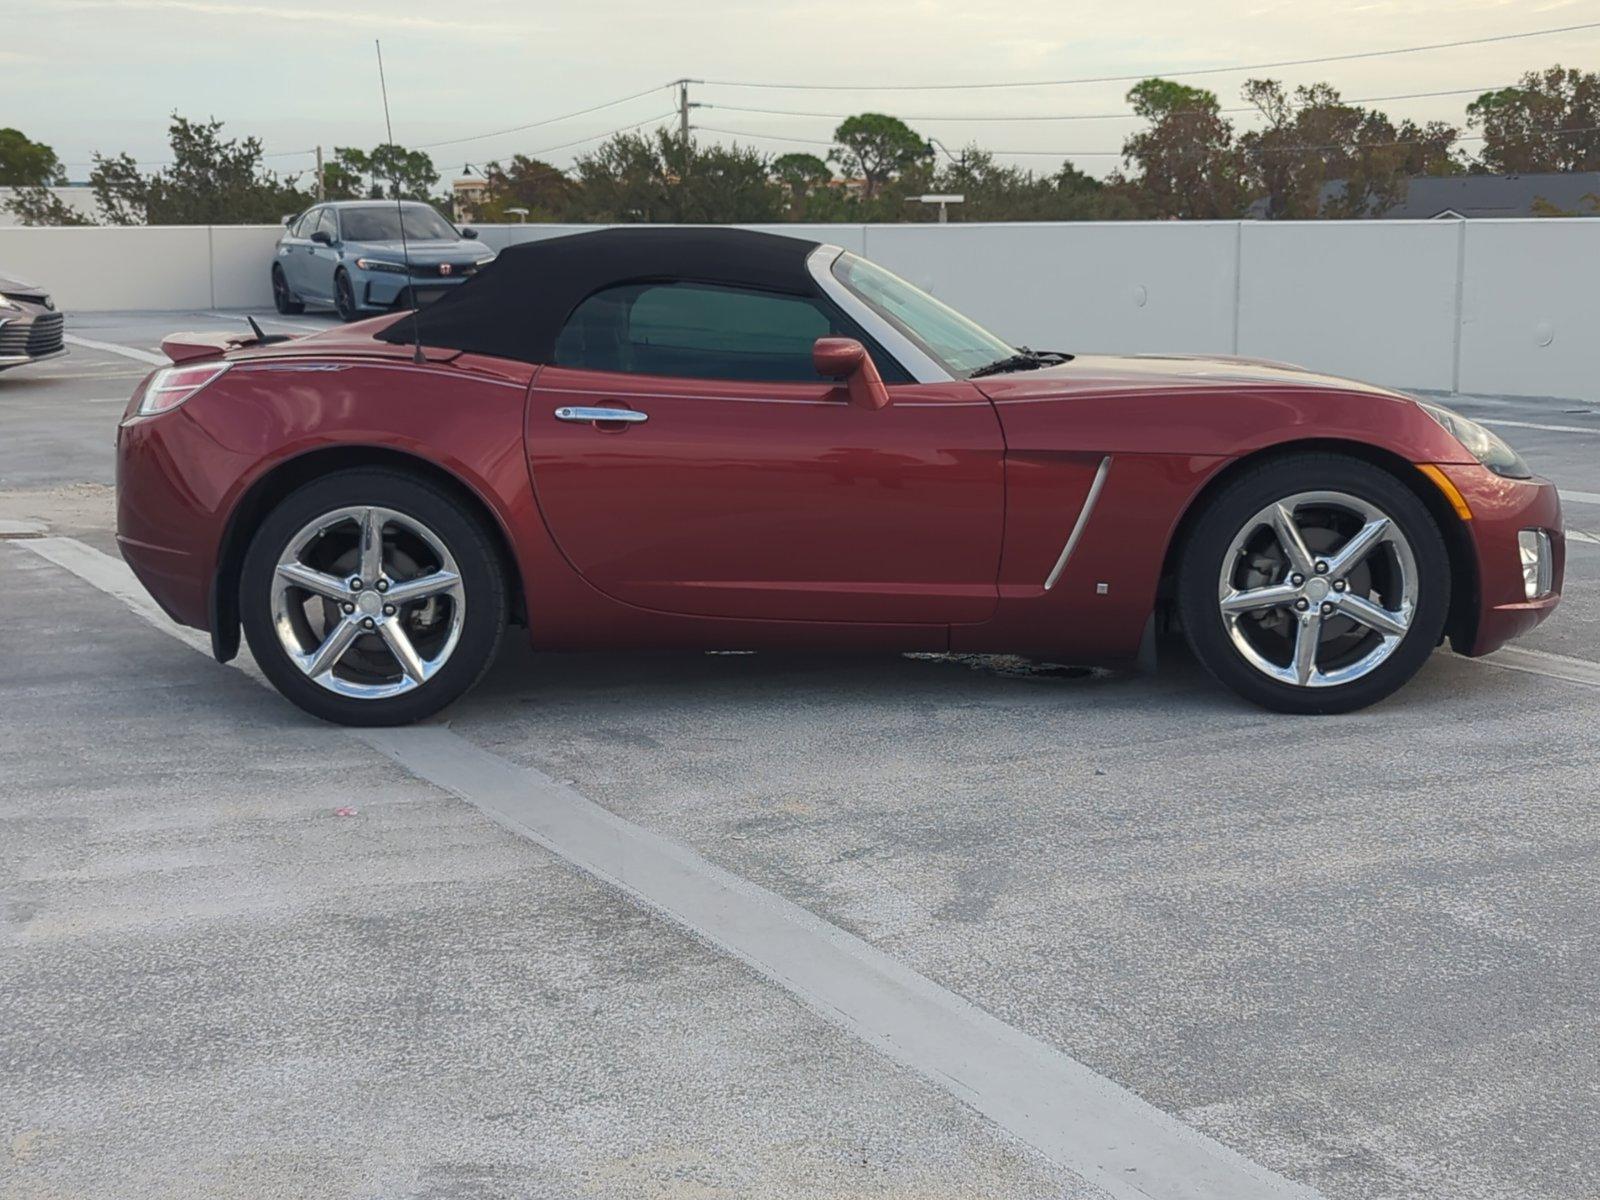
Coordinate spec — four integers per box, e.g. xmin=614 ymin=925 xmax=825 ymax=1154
xmin=136 ymin=361 xmax=230 ymax=417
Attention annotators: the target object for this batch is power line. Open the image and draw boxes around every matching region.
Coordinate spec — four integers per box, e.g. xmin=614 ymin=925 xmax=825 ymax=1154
xmin=57 ymin=80 xmax=684 ymax=170
xmin=701 ymin=84 xmax=1510 ymax=124
xmin=410 ymin=81 xmax=681 ymax=151
xmin=700 ymin=20 xmax=1600 ymax=91
xmin=523 ymin=111 xmax=678 ymax=158
xmin=695 ymin=122 xmax=1600 ymax=159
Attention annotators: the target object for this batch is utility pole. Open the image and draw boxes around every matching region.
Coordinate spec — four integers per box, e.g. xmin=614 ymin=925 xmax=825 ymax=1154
xmin=314 ymin=145 xmax=325 ymax=201
xmin=678 ymin=80 xmax=691 ymax=146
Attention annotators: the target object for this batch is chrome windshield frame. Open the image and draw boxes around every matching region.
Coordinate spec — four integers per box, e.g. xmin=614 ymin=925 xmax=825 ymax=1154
xmin=806 ymin=244 xmax=952 ymax=385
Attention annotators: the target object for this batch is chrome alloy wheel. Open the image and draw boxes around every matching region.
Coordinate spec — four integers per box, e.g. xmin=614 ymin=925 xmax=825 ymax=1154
xmin=1217 ymin=490 xmax=1419 ymax=689
xmin=270 ymin=505 xmax=466 ymax=699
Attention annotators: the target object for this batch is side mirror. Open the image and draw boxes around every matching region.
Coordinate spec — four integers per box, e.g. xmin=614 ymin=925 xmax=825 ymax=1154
xmin=310 ymin=230 xmax=333 ymax=246
xmin=281 ymin=213 xmax=296 ymax=227
xmin=461 ymin=227 xmax=479 ymax=239
xmin=813 ymin=337 xmax=889 ymax=411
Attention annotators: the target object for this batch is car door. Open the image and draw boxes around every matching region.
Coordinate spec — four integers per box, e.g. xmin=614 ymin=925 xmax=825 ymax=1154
xmin=525 ymin=279 xmax=1005 ymax=625
xmin=278 ymin=209 xmax=317 ymax=296
xmin=300 ymin=207 xmax=341 ymax=302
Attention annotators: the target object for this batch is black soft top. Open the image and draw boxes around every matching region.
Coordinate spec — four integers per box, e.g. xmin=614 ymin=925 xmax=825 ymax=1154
xmin=376 ymin=226 xmax=823 ymax=364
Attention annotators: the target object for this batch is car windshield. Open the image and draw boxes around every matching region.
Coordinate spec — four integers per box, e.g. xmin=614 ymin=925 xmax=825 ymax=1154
xmin=339 ymin=205 xmax=458 ymax=242
xmin=831 ymin=251 xmax=1015 ymax=376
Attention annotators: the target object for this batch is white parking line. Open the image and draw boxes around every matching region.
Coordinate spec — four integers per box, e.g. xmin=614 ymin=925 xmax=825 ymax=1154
xmin=1482 ymin=417 xmax=1600 ymax=436
xmin=1481 ymin=645 xmax=1600 ymax=689
xmin=62 ymin=334 xmax=166 ymax=367
xmin=1561 ymin=489 xmax=1600 ymax=507
xmin=11 ymin=531 xmax=1322 ymax=1200
xmin=1569 ymin=529 xmax=1600 ymax=548
xmin=201 ymin=310 xmax=328 ymax=332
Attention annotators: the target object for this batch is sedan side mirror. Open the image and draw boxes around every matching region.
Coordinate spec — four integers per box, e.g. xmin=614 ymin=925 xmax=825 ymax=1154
xmin=310 ymin=230 xmax=333 ymax=246
xmin=813 ymin=337 xmax=889 ymax=411
xmin=461 ymin=227 xmax=479 ymax=239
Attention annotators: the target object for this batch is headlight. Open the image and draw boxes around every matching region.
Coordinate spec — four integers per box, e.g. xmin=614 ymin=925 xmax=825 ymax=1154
xmin=0 ymin=294 xmax=17 ymax=310
xmin=354 ymin=258 xmax=408 ymax=274
xmin=134 ymin=362 xmax=230 ymax=418
xmin=1417 ymin=401 xmax=1532 ymax=479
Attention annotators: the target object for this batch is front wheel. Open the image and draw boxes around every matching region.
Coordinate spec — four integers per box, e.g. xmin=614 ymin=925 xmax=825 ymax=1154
xmin=240 ymin=469 xmax=507 ymax=725
xmin=1177 ymin=454 xmax=1451 ymax=714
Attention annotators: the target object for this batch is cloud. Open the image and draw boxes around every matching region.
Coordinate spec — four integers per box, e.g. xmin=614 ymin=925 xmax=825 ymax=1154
xmin=44 ymin=0 xmax=522 ymax=35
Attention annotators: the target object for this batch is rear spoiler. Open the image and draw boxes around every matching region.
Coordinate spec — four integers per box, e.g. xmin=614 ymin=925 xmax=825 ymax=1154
xmin=161 ymin=318 xmax=296 ymax=364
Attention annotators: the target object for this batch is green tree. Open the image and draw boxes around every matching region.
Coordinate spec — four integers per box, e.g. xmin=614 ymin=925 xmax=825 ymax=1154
xmin=1240 ymin=79 xmax=1459 ymax=219
xmin=330 ymin=143 xmax=440 ymax=202
xmin=1467 ymin=65 xmax=1600 ymax=173
xmin=321 ymin=154 xmax=365 ymax=200
xmin=770 ymin=152 xmax=834 ymax=215
xmin=87 ymin=115 xmax=311 ymax=225
xmin=474 ymin=155 xmax=577 ymax=221
xmin=0 ymin=128 xmax=66 ymax=186
xmin=830 ymin=113 xmax=930 ymax=199
xmin=1120 ymin=79 xmax=1247 ymax=219
xmin=0 ymin=127 xmax=85 ymax=225
xmin=922 ymin=147 xmax=1128 ymax=221
xmin=571 ymin=129 xmax=780 ymax=223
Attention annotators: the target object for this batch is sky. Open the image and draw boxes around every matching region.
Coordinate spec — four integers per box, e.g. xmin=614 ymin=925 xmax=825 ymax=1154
xmin=5 ymin=0 xmax=1600 ymax=182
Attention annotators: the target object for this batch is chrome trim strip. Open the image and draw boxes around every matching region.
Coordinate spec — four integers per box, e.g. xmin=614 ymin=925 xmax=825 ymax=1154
xmin=806 ymin=244 xmax=950 ymax=385
xmin=531 ymin=383 xmax=990 ymax=409
xmin=1043 ymin=456 xmax=1112 ymax=591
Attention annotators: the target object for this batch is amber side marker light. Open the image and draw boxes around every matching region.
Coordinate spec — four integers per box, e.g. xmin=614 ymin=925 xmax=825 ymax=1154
xmin=1418 ymin=464 xmax=1474 ymax=521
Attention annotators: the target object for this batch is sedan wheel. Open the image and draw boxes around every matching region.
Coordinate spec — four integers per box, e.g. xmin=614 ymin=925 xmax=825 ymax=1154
xmin=1179 ymin=454 xmax=1449 ymax=713
xmin=334 ymin=271 xmax=359 ymax=322
xmin=271 ymin=265 xmax=304 ymax=315
xmin=241 ymin=469 xmax=507 ymax=725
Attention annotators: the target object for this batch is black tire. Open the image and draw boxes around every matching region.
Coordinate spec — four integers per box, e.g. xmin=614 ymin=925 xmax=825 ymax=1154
xmin=240 ymin=468 xmax=508 ymax=726
xmin=271 ymin=265 xmax=304 ymax=315
xmin=333 ymin=269 xmax=359 ymax=322
xmin=1176 ymin=453 xmax=1450 ymax=714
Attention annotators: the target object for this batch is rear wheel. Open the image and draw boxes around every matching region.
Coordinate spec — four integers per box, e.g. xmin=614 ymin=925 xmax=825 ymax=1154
xmin=333 ymin=269 xmax=359 ymax=322
xmin=240 ymin=469 xmax=507 ymax=725
xmin=1177 ymin=454 xmax=1450 ymax=713
xmin=271 ymin=265 xmax=304 ymax=314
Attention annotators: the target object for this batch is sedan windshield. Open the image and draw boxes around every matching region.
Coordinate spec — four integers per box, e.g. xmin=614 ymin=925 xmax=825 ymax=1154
xmin=339 ymin=205 xmax=459 ymax=242
xmin=831 ymin=251 xmax=1016 ymax=376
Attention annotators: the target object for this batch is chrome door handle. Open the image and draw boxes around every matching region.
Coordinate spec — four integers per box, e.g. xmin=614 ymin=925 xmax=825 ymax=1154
xmin=554 ymin=406 xmax=648 ymax=424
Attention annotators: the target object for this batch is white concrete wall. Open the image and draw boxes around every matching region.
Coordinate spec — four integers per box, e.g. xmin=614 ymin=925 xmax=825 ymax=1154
xmin=3 ymin=218 xmax=1596 ymax=400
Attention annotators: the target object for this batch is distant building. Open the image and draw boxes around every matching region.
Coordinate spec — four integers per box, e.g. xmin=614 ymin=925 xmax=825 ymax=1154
xmin=451 ymin=176 xmax=488 ymax=223
xmin=1248 ymin=173 xmax=1600 ymax=220
xmin=0 ymin=185 xmax=100 ymax=227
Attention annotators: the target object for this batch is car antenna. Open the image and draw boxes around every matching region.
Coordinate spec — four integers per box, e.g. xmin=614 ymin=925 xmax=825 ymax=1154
xmin=242 ymin=313 xmax=290 ymax=347
xmin=375 ymin=38 xmax=424 ymax=365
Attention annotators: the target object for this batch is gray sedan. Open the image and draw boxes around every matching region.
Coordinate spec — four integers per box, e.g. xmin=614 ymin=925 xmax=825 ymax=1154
xmin=271 ymin=201 xmax=496 ymax=322
xmin=0 ymin=272 xmax=64 ymax=371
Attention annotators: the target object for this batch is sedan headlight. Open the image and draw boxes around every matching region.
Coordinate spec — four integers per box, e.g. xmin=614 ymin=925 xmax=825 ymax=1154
xmin=0 ymin=294 xmax=17 ymax=310
xmin=1417 ymin=401 xmax=1532 ymax=479
xmin=354 ymin=257 xmax=408 ymax=274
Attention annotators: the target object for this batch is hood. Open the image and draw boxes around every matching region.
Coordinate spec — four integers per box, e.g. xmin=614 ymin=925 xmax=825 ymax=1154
xmin=0 ymin=273 xmax=51 ymax=304
xmin=343 ymin=239 xmax=489 ymax=261
xmin=973 ymin=352 xmax=1412 ymax=403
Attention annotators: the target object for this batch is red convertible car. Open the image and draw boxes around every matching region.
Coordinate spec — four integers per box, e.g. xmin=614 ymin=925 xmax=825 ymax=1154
xmin=116 ymin=228 xmax=1563 ymax=725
